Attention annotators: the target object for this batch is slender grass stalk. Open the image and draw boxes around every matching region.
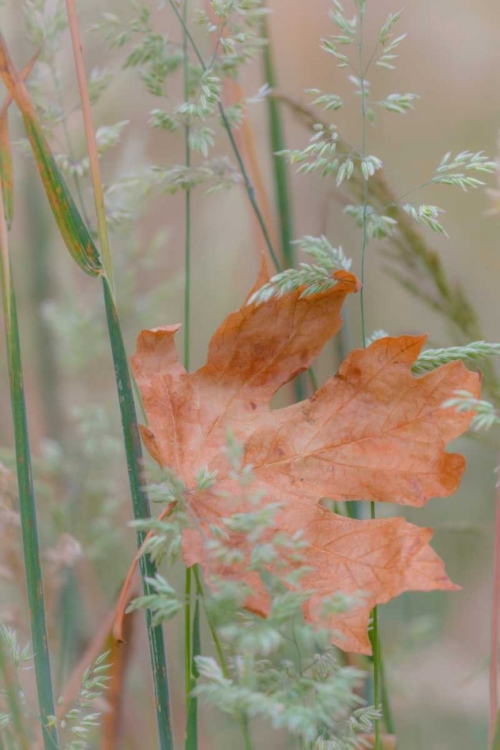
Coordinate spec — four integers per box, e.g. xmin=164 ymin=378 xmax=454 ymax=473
xmin=184 ymin=567 xmax=192 ymax=701
xmin=261 ymin=12 xmax=293 ymax=269
xmin=183 ymin=0 xmax=192 ymax=375
xmin=181 ymin=3 xmax=200 ymax=746
xmin=60 ymin=7 xmax=174 ymax=746
xmin=166 ymin=0 xmax=280 ymax=272
xmin=185 ymin=595 xmax=200 ymax=750
xmin=0 ymin=184 xmax=58 ymax=749
xmin=101 ymin=276 xmax=174 ymax=750
xmin=490 ymin=465 xmax=500 ymax=744
xmin=261 ymin=11 xmax=306 ymax=403
xmin=378 ymin=648 xmax=394 ymax=735
xmin=356 ymin=5 xmax=380 ymax=746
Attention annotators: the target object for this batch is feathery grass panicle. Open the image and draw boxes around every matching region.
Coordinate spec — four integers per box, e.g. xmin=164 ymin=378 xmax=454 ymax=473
xmin=443 ymin=391 xmax=500 ymax=431
xmin=270 ymin=93 xmax=500 ymax=398
xmin=249 ymin=236 xmax=351 ymax=304
xmin=413 ymin=342 xmax=500 ymax=375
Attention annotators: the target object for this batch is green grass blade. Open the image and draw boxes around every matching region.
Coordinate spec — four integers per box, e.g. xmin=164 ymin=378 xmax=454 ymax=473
xmin=102 ymin=275 xmax=174 ymax=750
xmin=261 ymin=13 xmax=293 ymax=269
xmin=261 ymin=12 xmax=305 ymax=401
xmin=0 ymin=205 xmax=58 ymax=749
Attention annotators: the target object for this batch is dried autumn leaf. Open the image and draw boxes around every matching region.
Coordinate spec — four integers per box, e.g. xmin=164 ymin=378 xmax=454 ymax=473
xmin=132 ymin=269 xmax=479 ymax=654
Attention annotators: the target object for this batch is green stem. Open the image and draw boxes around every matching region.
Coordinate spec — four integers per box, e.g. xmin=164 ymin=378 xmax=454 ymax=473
xmin=184 ymin=567 xmax=192 ymax=705
xmin=0 ymin=216 xmax=58 ymax=749
xmin=166 ymin=0 xmax=281 ymax=272
xmin=357 ymin=6 xmax=381 ymax=747
xmin=102 ymin=276 xmax=173 ymax=749
xmin=261 ymin=10 xmax=305 ymax=403
xmin=182 ymin=4 xmax=200 ymax=747
xmin=261 ymin=12 xmax=294 ymax=268
xmin=378 ymin=644 xmax=394 ymax=734
xmin=185 ymin=592 xmax=200 ymax=750
xmin=183 ymin=0 xmax=191 ymax=373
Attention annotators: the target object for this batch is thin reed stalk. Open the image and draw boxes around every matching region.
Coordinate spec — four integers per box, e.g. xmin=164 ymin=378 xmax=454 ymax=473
xmin=181 ymin=2 xmax=200 ymax=746
xmin=0 ymin=182 xmax=58 ymax=749
xmin=356 ymin=6 xmax=382 ymax=745
xmin=185 ymin=595 xmax=200 ymax=750
xmin=261 ymin=12 xmax=293 ymax=269
xmin=101 ymin=277 xmax=174 ymax=750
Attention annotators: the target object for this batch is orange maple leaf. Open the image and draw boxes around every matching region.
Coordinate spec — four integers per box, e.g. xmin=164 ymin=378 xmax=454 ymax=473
xmin=132 ymin=269 xmax=479 ymax=654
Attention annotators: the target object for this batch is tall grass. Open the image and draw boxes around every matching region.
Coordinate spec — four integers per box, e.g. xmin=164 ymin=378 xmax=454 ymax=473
xmin=64 ymin=3 xmax=174 ymax=745
xmin=0 ymin=18 xmax=174 ymax=749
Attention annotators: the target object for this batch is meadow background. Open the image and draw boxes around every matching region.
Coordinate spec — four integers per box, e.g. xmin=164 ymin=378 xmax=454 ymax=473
xmin=0 ymin=0 xmax=499 ymax=747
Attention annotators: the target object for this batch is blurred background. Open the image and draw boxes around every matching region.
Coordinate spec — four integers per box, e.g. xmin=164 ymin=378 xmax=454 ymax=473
xmin=1 ymin=0 xmax=500 ymax=747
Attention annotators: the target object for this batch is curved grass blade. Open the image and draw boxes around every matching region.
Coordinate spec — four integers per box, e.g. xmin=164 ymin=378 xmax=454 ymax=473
xmin=0 ymin=36 xmax=101 ymax=276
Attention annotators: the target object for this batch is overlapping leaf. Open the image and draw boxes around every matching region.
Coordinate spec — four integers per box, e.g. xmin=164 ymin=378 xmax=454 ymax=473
xmin=133 ymin=269 xmax=479 ymax=653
